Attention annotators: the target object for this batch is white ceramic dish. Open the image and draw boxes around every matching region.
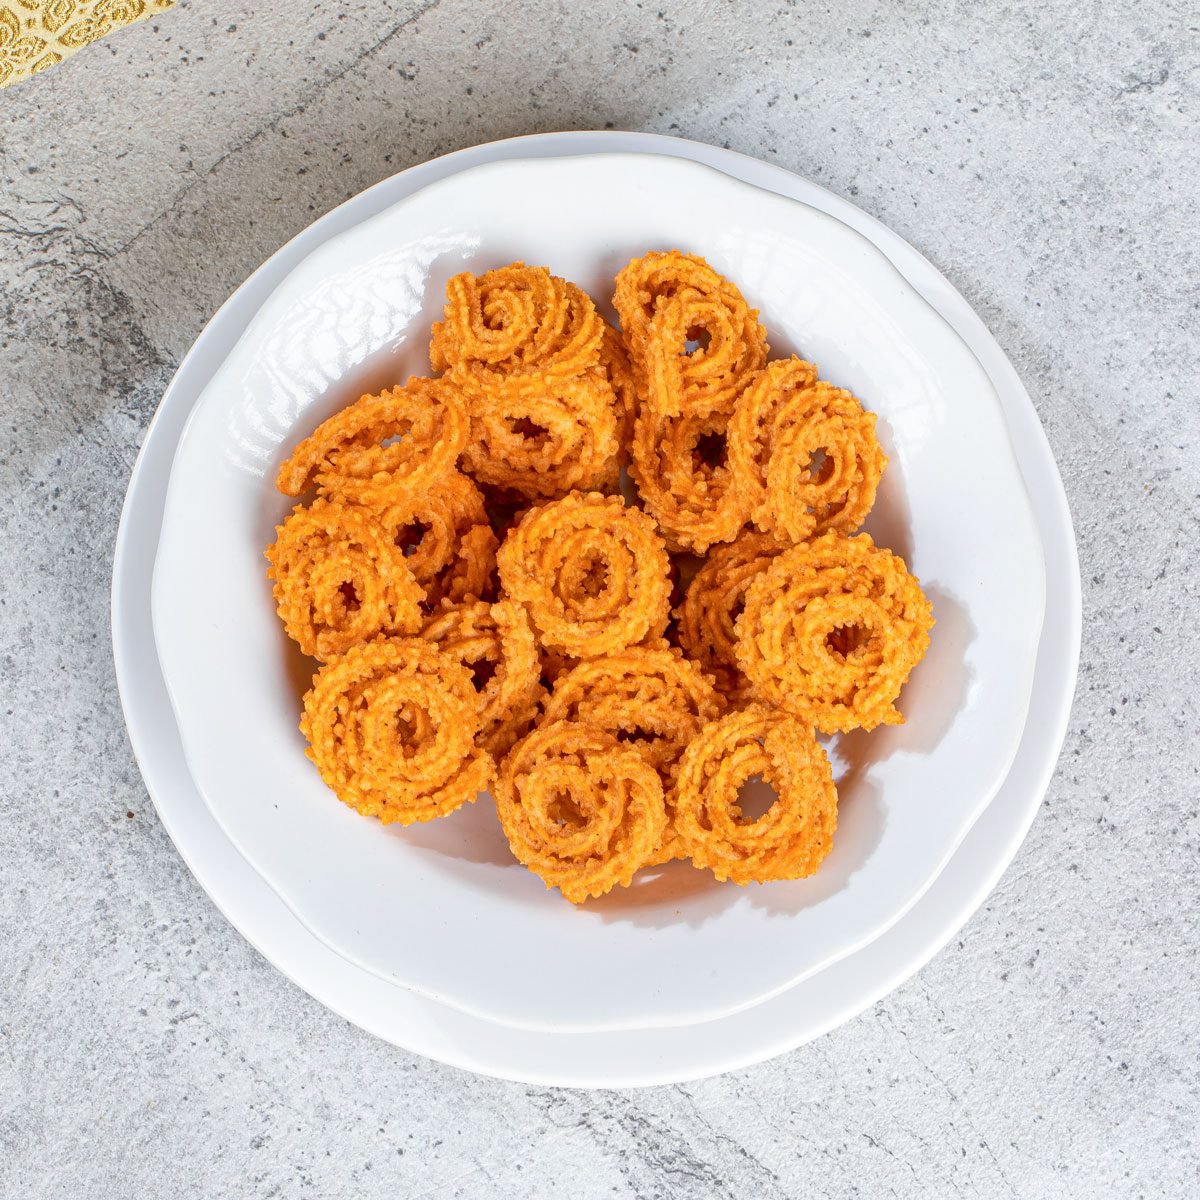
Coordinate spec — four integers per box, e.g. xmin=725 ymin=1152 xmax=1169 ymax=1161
xmin=150 ymin=151 xmax=1045 ymax=1033
xmin=114 ymin=132 xmax=1079 ymax=1084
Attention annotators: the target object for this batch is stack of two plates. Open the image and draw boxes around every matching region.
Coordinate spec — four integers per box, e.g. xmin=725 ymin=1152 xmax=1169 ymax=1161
xmin=113 ymin=133 xmax=1080 ymax=1087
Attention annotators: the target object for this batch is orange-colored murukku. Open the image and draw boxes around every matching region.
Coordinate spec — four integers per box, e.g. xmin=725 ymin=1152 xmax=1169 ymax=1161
xmin=276 ymin=376 xmax=470 ymax=506
xmin=497 ymin=492 xmax=671 ymax=657
xmin=613 ymin=251 xmax=767 ymax=417
xmin=495 ymin=720 xmax=667 ymax=903
xmin=541 ymin=642 xmax=724 ymax=781
xmin=677 ymin=530 xmax=785 ymax=701
xmin=301 ymin=637 xmax=493 ymax=825
xmin=459 ymin=369 xmax=620 ymax=500
xmin=729 ymin=360 xmax=886 ymax=543
xmin=266 ymin=498 xmax=425 ymax=661
xmin=629 ymin=407 xmax=752 ymax=552
xmin=430 ymin=263 xmax=604 ymax=382
xmin=374 ymin=470 xmax=496 ymax=605
xmin=598 ymin=321 xmax=639 ymax=454
xmin=671 ymin=704 xmax=838 ymax=884
xmin=422 ymin=599 xmax=543 ymax=757
xmin=736 ymin=531 xmax=933 ymax=733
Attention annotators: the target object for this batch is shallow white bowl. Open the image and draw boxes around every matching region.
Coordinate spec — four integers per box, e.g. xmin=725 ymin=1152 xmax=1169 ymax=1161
xmin=151 ymin=152 xmax=1045 ymax=1033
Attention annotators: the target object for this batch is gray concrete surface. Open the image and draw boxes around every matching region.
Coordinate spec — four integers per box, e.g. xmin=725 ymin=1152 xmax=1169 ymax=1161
xmin=2 ymin=1 xmax=1198 ymax=1196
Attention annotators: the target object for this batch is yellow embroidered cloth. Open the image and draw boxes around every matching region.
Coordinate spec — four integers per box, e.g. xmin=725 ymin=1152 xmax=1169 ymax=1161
xmin=0 ymin=0 xmax=172 ymax=88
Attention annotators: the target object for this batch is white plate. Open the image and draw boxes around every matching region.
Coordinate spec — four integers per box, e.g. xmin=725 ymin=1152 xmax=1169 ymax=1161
xmin=114 ymin=132 xmax=1079 ymax=1084
xmin=150 ymin=152 xmax=1045 ymax=1033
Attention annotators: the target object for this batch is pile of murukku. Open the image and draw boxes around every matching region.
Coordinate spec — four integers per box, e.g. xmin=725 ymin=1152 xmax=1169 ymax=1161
xmin=266 ymin=254 xmax=933 ymax=903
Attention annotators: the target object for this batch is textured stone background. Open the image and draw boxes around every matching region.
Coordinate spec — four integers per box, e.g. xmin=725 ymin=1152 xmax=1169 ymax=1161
xmin=2 ymin=1 xmax=1197 ymax=1196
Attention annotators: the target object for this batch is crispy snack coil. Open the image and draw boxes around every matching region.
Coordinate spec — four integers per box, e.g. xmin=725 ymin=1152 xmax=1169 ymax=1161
xmin=671 ymin=704 xmax=838 ymax=884
xmin=541 ymin=643 xmax=724 ymax=781
xmin=301 ymin=638 xmax=493 ymax=825
xmin=598 ymin=322 xmax=639 ymax=456
xmin=677 ymin=530 xmax=785 ymax=701
xmin=629 ymin=407 xmax=751 ymax=553
xmin=439 ymin=523 xmax=499 ymax=606
xmin=736 ymin=532 xmax=933 ymax=733
xmin=430 ymin=263 xmax=604 ymax=381
xmin=276 ymin=377 xmax=470 ymax=505
xmin=495 ymin=720 xmax=668 ymax=903
xmin=459 ymin=369 xmax=620 ymax=500
xmin=422 ymin=599 xmax=543 ymax=757
xmin=613 ymin=251 xmax=767 ymax=416
xmin=729 ymin=361 xmax=886 ymax=543
xmin=266 ymin=498 xmax=425 ymax=661
xmin=375 ymin=470 xmax=493 ymax=604
xmin=497 ymin=493 xmax=671 ymax=657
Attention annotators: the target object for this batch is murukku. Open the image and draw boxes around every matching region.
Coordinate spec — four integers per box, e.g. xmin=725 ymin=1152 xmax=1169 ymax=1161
xmin=541 ymin=643 xmax=724 ymax=781
xmin=598 ymin=322 xmax=639 ymax=455
xmin=736 ymin=531 xmax=934 ymax=733
xmin=497 ymin=492 xmax=671 ymax=657
xmin=437 ymin=523 xmax=499 ymax=606
xmin=301 ymin=638 xmax=493 ymax=825
xmin=276 ymin=376 xmax=470 ymax=506
xmin=422 ymin=599 xmax=543 ymax=757
xmin=613 ymin=250 xmax=767 ymax=417
xmin=430 ymin=263 xmax=604 ymax=382
xmin=671 ymin=704 xmax=838 ymax=884
xmin=374 ymin=470 xmax=490 ymax=604
xmin=629 ymin=407 xmax=752 ymax=553
xmin=677 ymin=530 xmax=785 ymax=701
xmin=495 ymin=721 xmax=668 ymax=903
xmin=459 ymin=369 xmax=620 ymax=500
xmin=266 ymin=498 xmax=425 ymax=661
xmin=729 ymin=361 xmax=886 ymax=543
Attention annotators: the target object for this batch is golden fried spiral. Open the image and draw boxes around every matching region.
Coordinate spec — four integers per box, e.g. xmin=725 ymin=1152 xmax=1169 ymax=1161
xmin=598 ymin=322 xmax=639 ymax=455
xmin=374 ymin=470 xmax=492 ymax=604
xmin=497 ymin=492 xmax=671 ymax=657
xmin=629 ymin=407 xmax=752 ymax=553
xmin=613 ymin=250 xmax=767 ymax=418
xmin=677 ymin=530 xmax=785 ymax=701
xmin=729 ymin=361 xmax=886 ymax=543
xmin=459 ymin=369 xmax=620 ymax=500
xmin=736 ymin=532 xmax=934 ymax=733
xmin=495 ymin=720 xmax=668 ymax=903
xmin=541 ymin=642 xmax=724 ymax=781
xmin=301 ymin=638 xmax=493 ymax=825
xmin=276 ymin=377 xmax=470 ymax=506
xmin=266 ymin=498 xmax=425 ymax=661
xmin=422 ymin=598 xmax=543 ymax=757
xmin=671 ymin=704 xmax=838 ymax=884
xmin=430 ymin=263 xmax=604 ymax=382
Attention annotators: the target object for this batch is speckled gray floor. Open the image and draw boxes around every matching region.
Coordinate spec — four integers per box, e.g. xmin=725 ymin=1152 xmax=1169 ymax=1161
xmin=2 ymin=1 xmax=1197 ymax=1196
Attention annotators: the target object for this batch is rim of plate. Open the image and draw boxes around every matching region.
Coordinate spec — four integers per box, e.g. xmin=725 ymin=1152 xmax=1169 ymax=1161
xmin=112 ymin=131 xmax=1081 ymax=1086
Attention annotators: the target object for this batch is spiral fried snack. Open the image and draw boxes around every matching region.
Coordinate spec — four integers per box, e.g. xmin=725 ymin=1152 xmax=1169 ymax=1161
xmin=736 ymin=532 xmax=933 ymax=733
xmin=438 ymin=523 xmax=499 ymax=605
xmin=276 ymin=377 xmax=470 ymax=506
xmin=677 ymin=530 xmax=785 ymax=701
xmin=266 ymin=498 xmax=425 ymax=661
xmin=629 ymin=407 xmax=752 ymax=553
xmin=460 ymin=369 xmax=620 ymax=500
xmin=671 ymin=705 xmax=838 ymax=884
xmin=495 ymin=721 xmax=668 ymax=903
xmin=729 ymin=361 xmax=886 ymax=543
xmin=430 ymin=263 xmax=604 ymax=382
xmin=422 ymin=599 xmax=543 ymax=757
xmin=301 ymin=638 xmax=493 ymax=825
xmin=598 ymin=322 xmax=639 ymax=454
xmin=374 ymin=470 xmax=489 ymax=602
xmin=613 ymin=250 xmax=767 ymax=417
xmin=498 ymin=492 xmax=671 ymax=657
xmin=542 ymin=643 xmax=723 ymax=780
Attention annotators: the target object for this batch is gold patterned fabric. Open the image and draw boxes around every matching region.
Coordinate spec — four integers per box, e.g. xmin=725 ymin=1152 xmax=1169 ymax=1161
xmin=0 ymin=0 xmax=172 ymax=88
